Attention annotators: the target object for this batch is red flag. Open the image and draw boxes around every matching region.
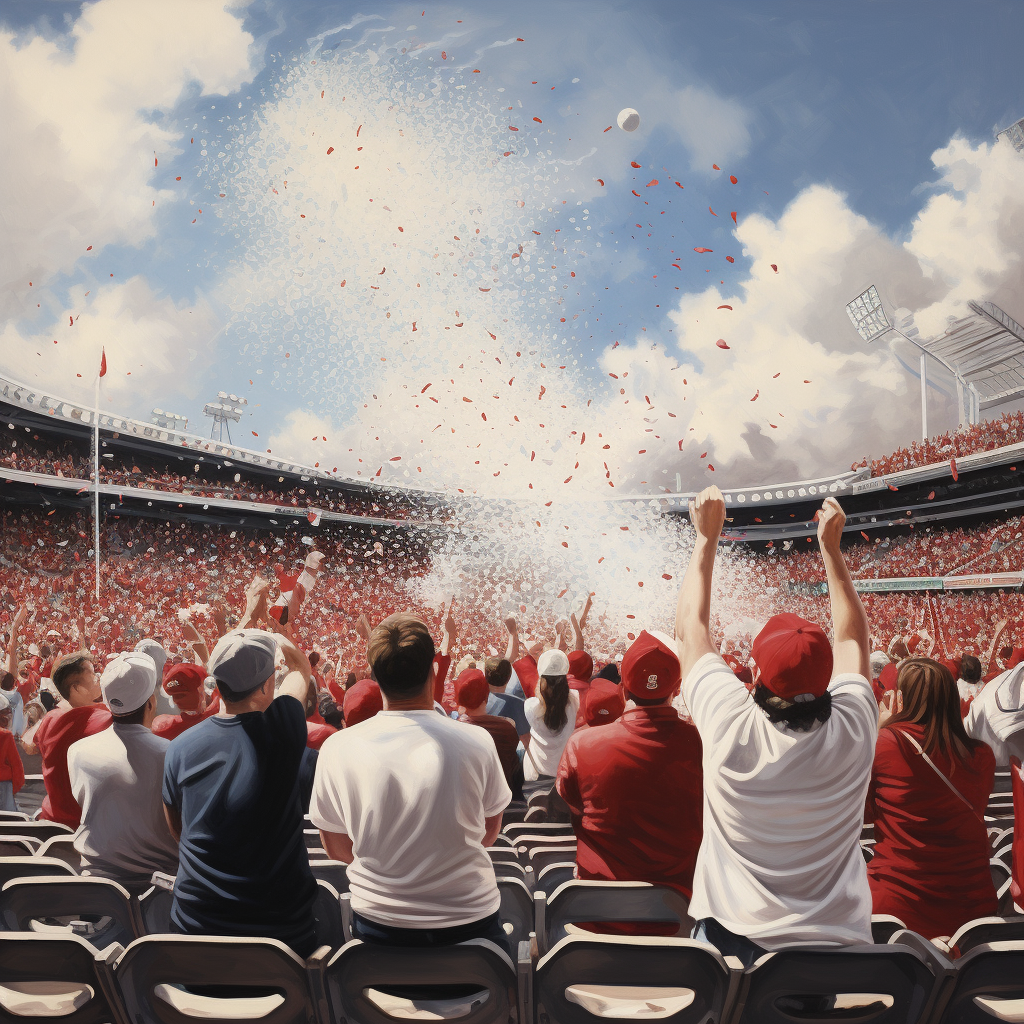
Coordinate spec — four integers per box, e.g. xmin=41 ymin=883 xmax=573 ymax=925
xmin=99 ymin=348 xmax=107 ymax=378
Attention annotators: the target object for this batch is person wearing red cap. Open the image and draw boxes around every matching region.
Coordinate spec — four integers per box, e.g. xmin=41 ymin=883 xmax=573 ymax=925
xmin=557 ymin=630 xmax=702 ymax=904
xmin=152 ymin=664 xmax=221 ymax=741
xmin=676 ymin=487 xmax=876 ymax=965
xmin=581 ymin=677 xmax=625 ymax=728
xmin=456 ymin=669 xmax=523 ymax=800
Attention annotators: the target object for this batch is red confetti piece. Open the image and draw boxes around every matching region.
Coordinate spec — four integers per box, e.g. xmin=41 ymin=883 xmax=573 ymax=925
xmin=603 ymin=126 xmax=612 ymax=132
xmin=462 ymin=396 xmax=473 ymax=402
xmin=927 ymin=491 xmax=935 ymax=500
xmin=533 ymin=117 xmax=542 ymax=123
xmin=672 ymin=263 xmax=681 ymax=269
xmin=750 ymin=390 xmax=759 ymax=401
xmin=674 ymin=181 xmax=684 ymax=189
xmin=950 ymin=458 xmax=958 ymax=481
xmin=441 ymin=51 xmax=446 ymax=59
xmin=421 ymin=383 xmax=431 ymax=393
xmin=340 ymin=279 xmax=346 ymax=287
xmin=771 ymin=264 xmax=778 ymax=272
xmin=509 ymin=126 xmax=519 ymax=131
xmin=86 ymin=245 xmax=93 ymax=251
xmin=707 ymin=464 xmax=715 ymax=471
xmin=516 ymin=37 xmax=524 ymax=41
xmin=726 ymin=256 xmax=735 ymax=263
xmin=631 ymin=161 xmax=641 ymax=168
xmin=356 ymin=124 xmax=362 ymax=137
xmin=712 ymin=163 xmax=720 ymax=170
xmin=321 ymin=90 xmax=324 ymax=98
xmin=154 ymin=156 xmax=158 ymax=166
xmin=647 ymin=179 xmax=658 ymax=187
xmin=773 ymin=372 xmax=780 ymax=378
xmin=473 ymin=69 xmax=481 ymax=73
xmin=390 ymin=456 xmax=401 ymax=462
xmin=596 ymin=179 xmax=605 ymax=186
xmin=730 ymin=211 xmax=737 ymax=224
xmin=327 ymin=147 xmax=334 ymax=154
xmin=804 ymin=380 xmax=811 ymax=383
xmin=694 ymin=247 xmax=713 ymax=253
xmin=709 ymin=207 xmax=717 ymax=216
xmin=861 ymin=531 xmax=870 ymax=541
xmin=252 ymin=431 xmax=258 ymax=437
xmin=888 ymin=484 xmax=898 ymax=491
xmin=700 ymin=451 xmax=707 ymax=458
xmin=716 ymin=339 xmax=730 ymax=349
xmin=631 ymin=190 xmax=640 ymax=196
xmin=717 ymin=304 xmax=733 ymax=310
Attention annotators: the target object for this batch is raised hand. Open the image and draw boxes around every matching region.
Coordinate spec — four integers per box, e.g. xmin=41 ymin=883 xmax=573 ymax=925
xmin=688 ymin=486 xmax=726 ymax=543
xmin=814 ymin=497 xmax=846 ymax=553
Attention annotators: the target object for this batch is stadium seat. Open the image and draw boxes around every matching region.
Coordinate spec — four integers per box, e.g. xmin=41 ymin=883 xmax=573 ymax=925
xmin=308 ymin=860 xmax=349 ymax=893
xmin=524 ymin=846 xmax=578 ymax=876
xmin=871 ymin=915 xmax=907 ymax=944
xmin=990 ymin=860 xmax=1016 ymax=915
xmin=0 ymin=858 xmax=76 ymax=890
xmin=503 ymin=822 xmax=574 ymax=843
xmin=311 ymin=880 xmax=344 ymax=950
xmin=111 ymin=935 xmax=316 ymax=1024
xmin=497 ymin=877 xmax=534 ymax=949
xmin=538 ymin=881 xmax=694 ymax=956
xmin=487 ymin=847 xmax=521 ymax=868
xmin=727 ymin=944 xmax=937 ymax=1024
xmin=949 ymin=916 xmax=1024 ymax=956
xmin=0 ymin=933 xmax=124 ymax=1024
xmin=933 ymin=941 xmax=1024 ymax=1023
xmin=0 ymin=877 xmax=140 ymax=950
xmin=501 ymin=804 xmax=527 ymax=827
xmin=303 ymin=829 xmax=324 ymax=852
xmin=0 ymin=838 xmax=41 ymax=858
xmin=314 ymin=938 xmax=520 ymax=1024
xmin=490 ymin=834 xmax=515 ymax=849
xmin=136 ymin=887 xmax=172 ymax=937
xmin=0 ymin=812 xmax=29 ymax=823
xmin=0 ymin=822 xmax=74 ymax=843
xmin=535 ymin=935 xmax=733 ymax=1024
xmin=994 ymin=843 xmax=1013 ymax=870
xmin=515 ymin=834 xmax=581 ymax=849
xmin=492 ymin=861 xmax=529 ymax=882
xmin=35 ymin=835 xmax=82 ymax=871
xmin=536 ymin=862 xmax=576 ymax=894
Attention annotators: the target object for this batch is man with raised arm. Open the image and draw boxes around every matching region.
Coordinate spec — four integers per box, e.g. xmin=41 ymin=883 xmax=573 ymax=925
xmin=677 ymin=487 xmax=876 ymax=966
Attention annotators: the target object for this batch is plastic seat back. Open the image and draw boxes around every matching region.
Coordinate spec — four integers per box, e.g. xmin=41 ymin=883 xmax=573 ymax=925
xmin=536 ymin=935 xmax=731 ymax=1024
xmin=0 ymin=933 xmax=122 ymax=1024
xmin=536 ymin=863 xmax=576 ymax=895
xmin=949 ymin=916 xmax=1024 ymax=956
xmin=502 ymin=822 xmax=573 ymax=843
xmin=0 ymin=877 xmax=139 ymax=950
xmin=111 ymin=935 xmax=315 ymax=1024
xmin=497 ymin=877 xmax=534 ymax=949
xmin=319 ymin=938 xmax=516 ymax=1024
xmin=308 ymin=860 xmax=349 ymax=893
xmin=936 ymin=940 xmax=1024 ymax=1023
xmin=0 ymin=858 xmax=76 ymax=890
xmin=0 ymin=822 xmax=74 ymax=843
xmin=525 ymin=847 xmax=577 ymax=875
xmin=731 ymin=945 xmax=937 ymax=1024
xmin=311 ymin=880 xmax=344 ymax=950
xmin=540 ymin=881 xmax=693 ymax=956
xmin=870 ymin=915 xmax=906 ymax=944
xmin=0 ymin=838 xmax=41 ymax=857
xmin=36 ymin=835 xmax=82 ymax=871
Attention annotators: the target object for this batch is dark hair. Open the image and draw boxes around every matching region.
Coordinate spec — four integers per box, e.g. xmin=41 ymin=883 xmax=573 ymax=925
xmin=52 ymin=653 xmax=93 ymax=701
xmin=484 ymin=657 xmax=512 ymax=689
xmin=538 ymin=675 xmax=570 ymax=733
xmin=884 ymin=657 xmax=983 ymax=764
xmin=0 ymin=671 xmax=13 ymax=692
xmin=308 ymin=651 xmax=321 ymax=668
xmin=367 ymin=613 xmax=436 ymax=699
xmin=752 ymin=683 xmax=832 ymax=731
xmin=317 ymin=692 xmax=343 ymax=729
xmin=999 ymin=645 xmax=1013 ymax=661
xmin=959 ymin=655 xmax=981 ymax=684
xmin=595 ymin=663 xmax=621 ymax=684
xmin=39 ymin=691 xmax=58 ymax=713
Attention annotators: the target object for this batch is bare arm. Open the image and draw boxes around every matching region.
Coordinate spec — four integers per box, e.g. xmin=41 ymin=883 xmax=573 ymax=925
xmin=441 ymin=600 xmax=457 ymax=658
xmin=578 ymin=593 xmax=593 ymax=633
xmin=503 ymin=615 xmax=520 ymax=663
xmin=163 ymin=803 xmax=182 ymax=844
xmin=555 ymin=619 xmax=569 ymax=653
xmin=320 ymin=829 xmax=354 ymax=864
xmin=817 ymin=498 xmax=871 ymax=680
xmin=569 ymin=611 xmax=584 ymax=652
xmin=240 ymin=577 xmax=270 ymax=629
xmin=6 ymin=604 xmax=26 ymax=679
xmin=483 ymin=813 xmax=503 ymax=848
xmin=983 ymin=619 xmax=1009 ymax=674
xmin=277 ymin=634 xmax=314 ymax=706
xmin=179 ymin=618 xmax=210 ymax=667
xmin=674 ymin=486 xmax=725 ymax=680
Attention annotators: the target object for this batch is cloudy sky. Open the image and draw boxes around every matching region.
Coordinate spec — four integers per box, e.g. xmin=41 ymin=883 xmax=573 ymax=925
xmin=2 ymin=0 xmax=1022 ymax=498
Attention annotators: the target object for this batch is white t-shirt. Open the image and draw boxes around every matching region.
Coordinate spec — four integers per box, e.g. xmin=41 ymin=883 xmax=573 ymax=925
xmin=683 ymin=653 xmax=877 ymax=949
xmin=68 ymin=724 xmax=180 ymax=889
xmin=309 ymin=709 xmax=511 ymax=928
xmin=965 ymin=664 xmax=1024 ymax=765
xmin=524 ymin=690 xmax=580 ymax=780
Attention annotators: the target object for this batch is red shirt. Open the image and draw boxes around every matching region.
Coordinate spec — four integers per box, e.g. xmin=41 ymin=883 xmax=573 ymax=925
xmin=1011 ymin=757 xmax=1023 ymax=909
xmin=305 ymin=722 xmax=336 ymax=750
xmin=0 ymin=729 xmax=25 ymax=791
xmin=433 ymin=654 xmax=454 ymax=712
xmin=513 ymin=655 xmax=538 ymax=699
xmin=866 ymin=724 xmax=996 ymax=939
xmin=34 ymin=704 xmax=112 ymax=828
xmin=152 ymin=693 xmax=222 ymax=741
xmin=556 ymin=706 xmax=704 ymax=898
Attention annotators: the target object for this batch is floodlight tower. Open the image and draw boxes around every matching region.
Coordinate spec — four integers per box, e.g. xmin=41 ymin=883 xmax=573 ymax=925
xmin=202 ymin=392 xmax=247 ymax=443
xmin=150 ymin=408 xmax=189 ymax=431
xmin=996 ymin=116 xmax=1024 ymax=152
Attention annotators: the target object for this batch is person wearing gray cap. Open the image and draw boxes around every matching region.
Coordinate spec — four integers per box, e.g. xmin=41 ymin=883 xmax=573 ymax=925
xmin=67 ymin=652 xmax=179 ymax=892
xmin=161 ymin=628 xmax=318 ymax=956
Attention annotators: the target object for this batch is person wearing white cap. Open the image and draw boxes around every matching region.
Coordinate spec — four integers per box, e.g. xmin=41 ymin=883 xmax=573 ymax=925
xmin=134 ymin=638 xmax=176 ymax=717
xmin=161 ymin=627 xmax=318 ymax=956
xmin=522 ymin=648 xmax=580 ymax=783
xmin=67 ymin=652 xmax=180 ymax=892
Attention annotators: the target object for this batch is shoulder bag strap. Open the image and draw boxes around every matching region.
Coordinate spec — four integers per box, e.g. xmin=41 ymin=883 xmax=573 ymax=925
xmin=896 ymin=729 xmax=984 ymax=823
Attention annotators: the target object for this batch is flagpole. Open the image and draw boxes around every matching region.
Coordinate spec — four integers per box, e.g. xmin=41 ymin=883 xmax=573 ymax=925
xmin=93 ymin=373 xmax=101 ymax=601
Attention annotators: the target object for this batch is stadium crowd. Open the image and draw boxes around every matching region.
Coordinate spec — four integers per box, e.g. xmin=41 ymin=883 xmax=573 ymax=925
xmin=1 ymin=490 xmax=1022 ymax=967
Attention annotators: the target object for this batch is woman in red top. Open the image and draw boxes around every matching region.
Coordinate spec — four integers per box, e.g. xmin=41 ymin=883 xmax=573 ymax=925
xmin=866 ymin=657 xmax=997 ymax=939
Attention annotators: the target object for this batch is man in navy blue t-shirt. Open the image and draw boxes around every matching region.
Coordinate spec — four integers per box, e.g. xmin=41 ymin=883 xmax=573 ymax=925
xmin=162 ymin=629 xmax=318 ymax=956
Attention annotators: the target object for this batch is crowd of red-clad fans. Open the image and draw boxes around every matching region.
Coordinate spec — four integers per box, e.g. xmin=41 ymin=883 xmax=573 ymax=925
xmin=1 ymin=489 xmax=1022 ymax=969
xmin=855 ymin=410 xmax=1024 ymax=477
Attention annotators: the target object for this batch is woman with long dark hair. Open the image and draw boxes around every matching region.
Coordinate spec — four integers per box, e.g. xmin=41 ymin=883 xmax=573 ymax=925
xmin=523 ymin=650 xmax=579 ymax=782
xmin=866 ymin=657 xmax=997 ymax=939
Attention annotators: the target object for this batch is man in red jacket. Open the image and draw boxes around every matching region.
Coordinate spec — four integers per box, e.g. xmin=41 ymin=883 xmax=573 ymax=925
xmin=24 ymin=652 xmax=111 ymax=828
xmin=152 ymin=664 xmax=220 ymax=741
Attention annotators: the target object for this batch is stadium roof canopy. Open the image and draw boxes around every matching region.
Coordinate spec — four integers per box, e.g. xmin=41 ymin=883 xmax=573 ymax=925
xmin=913 ymin=301 xmax=1024 ymax=414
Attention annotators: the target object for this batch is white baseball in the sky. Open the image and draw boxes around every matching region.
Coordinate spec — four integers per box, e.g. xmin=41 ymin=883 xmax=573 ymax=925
xmin=617 ymin=107 xmax=641 ymax=132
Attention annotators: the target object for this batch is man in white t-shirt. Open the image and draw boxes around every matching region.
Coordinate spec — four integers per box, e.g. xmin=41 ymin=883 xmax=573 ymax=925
xmin=310 ymin=613 xmax=512 ymax=954
xmin=676 ymin=487 xmax=876 ymax=966
xmin=67 ymin=652 xmax=180 ymax=893
xmin=965 ymin=662 xmax=1024 ymax=765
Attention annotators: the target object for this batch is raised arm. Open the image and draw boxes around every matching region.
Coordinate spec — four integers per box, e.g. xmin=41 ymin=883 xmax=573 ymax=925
xmin=555 ymin=618 xmax=569 ymax=653
xmin=983 ymin=619 xmax=1009 ymax=675
xmin=674 ymin=486 xmax=726 ymax=680
xmin=503 ymin=614 xmax=520 ymax=663
xmin=5 ymin=604 xmax=26 ymax=679
xmin=816 ymin=498 xmax=871 ymax=680
xmin=240 ymin=577 xmax=270 ymax=630
xmin=569 ymin=611 xmax=585 ymax=652
xmin=578 ymin=593 xmax=594 ymax=633
xmin=179 ymin=617 xmax=211 ymax=667
xmin=276 ymin=633 xmax=314 ymax=706
xmin=441 ymin=600 xmax=458 ymax=658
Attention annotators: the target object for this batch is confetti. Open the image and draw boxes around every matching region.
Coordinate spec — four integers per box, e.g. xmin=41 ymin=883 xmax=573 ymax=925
xmin=950 ymin=458 xmax=958 ymax=481
xmin=596 ymin=179 xmax=605 ymax=186
xmin=717 ymin=304 xmax=733 ymax=310
xmin=729 ymin=175 xmax=738 ymax=184
xmin=730 ymin=211 xmax=737 ymax=224
xmin=716 ymin=339 xmax=730 ymax=349
xmin=709 ymin=207 xmax=717 ymax=216
xmin=694 ymin=247 xmax=713 ymax=253
xmin=327 ymin=147 xmax=334 ymax=154
xmin=646 ymin=179 xmax=658 ymax=187
xmin=771 ymin=264 xmax=778 ymax=272
xmin=631 ymin=161 xmax=641 ymax=168
xmin=726 ymin=256 xmax=735 ymax=263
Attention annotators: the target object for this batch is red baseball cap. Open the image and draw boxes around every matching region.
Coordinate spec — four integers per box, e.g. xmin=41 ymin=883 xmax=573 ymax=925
xmin=343 ymin=679 xmax=383 ymax=727
xmin=567 ymin=651 xmax=594 ymax=683
xmin=162 ymin=664 xmax=206 ymax=713
xmin=752 ymin=614 xmax=832 ymax=702
xmin=878 ymin=663 xmax=899 ymax=692
xmin=454 ymin=668 xmax=489 ymax=709
xmin=621 ymin=630 xmax=681 ymax=700
xmin=585 ymin=677 xmax=625 ymax=726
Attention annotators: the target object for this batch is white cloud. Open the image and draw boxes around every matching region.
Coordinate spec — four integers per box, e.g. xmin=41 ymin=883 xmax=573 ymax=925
xmin=0 ymin=0 xmax=258 ymax=318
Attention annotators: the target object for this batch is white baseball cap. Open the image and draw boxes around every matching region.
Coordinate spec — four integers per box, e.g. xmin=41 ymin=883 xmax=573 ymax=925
xmin=536 ymin=649 xmax=570 ymax=678
xmin=135 ymin=639 xmax=168 ymax=679
xmin=101 ymin=653 xmax=158 ymax=715
xmin=208 ymin=629 xmax=278 ymax=699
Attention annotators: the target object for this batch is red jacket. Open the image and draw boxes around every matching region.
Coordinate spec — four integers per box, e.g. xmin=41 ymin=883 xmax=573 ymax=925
xmin=35 ymin=704 xmax=112 ymax=828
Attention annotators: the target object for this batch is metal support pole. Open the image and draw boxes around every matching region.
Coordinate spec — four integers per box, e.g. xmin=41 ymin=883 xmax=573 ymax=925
xmin=93 ymin=379 xmax=101 ymax=601
xmin=920 ymin=351 xmax=928 ymax=440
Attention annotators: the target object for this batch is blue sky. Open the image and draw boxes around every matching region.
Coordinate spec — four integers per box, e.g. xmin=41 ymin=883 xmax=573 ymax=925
xmin=2 ymin=0 xmax=1022 ymax=495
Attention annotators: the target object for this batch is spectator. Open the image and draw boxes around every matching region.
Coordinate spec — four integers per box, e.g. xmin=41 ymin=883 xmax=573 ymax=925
xmin=342 ymin=679 xmax=383 ymax=727
xmin=964 ymin=662 xmax=1024 ymax=766
xmin=456 ymin=668 xmax=524 ymax=800
xmin=866 ymin=657 xmax=997 ymax=938
xmin=310 ymin=613 xmax=512 ymax=955
xmin=67 ymin=652 xmax=180 ymax=893
xmin=582 ymin=677 xmax=625 ymax=727
xmin=557 ymin=630 xmax=703 ymax=900
xmin=25 ymin=652 xmax=112 ymax=828
xmin=483 ymin=655 xmax=530 ymax=746
xmin=676 ymin=489 xmax=876 ymax=965
xmin=957 ymin=655 xmax=983 ymax=702
xmin=153 ymin=664 xmax=220 ymax=740
xmin=162 ymin=628 xmax=318 ymax=956
xmin=523 ymin=649 xmax=580 ymax=784
xmin=0 ymin=692 xmax=25 ymax=812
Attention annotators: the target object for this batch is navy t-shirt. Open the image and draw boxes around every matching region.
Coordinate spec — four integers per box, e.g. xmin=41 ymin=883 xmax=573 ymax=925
xmin=162 ymin=695 xmax=318 ymax=954
xmin=487 ymin=691 xmax=529 ymax=737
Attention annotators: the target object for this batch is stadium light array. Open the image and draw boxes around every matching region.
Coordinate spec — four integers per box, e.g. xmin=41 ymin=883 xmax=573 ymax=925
xmin=150 ymin=408 xmax=189 ymax=431
xmin=203 ymin=392 xmax=248 ymax=443
xmin=845 ymin=286 xmax=891 ymax=344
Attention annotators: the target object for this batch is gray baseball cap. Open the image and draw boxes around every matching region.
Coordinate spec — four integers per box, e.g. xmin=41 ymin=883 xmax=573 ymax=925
xmin=207 ymin=629 xmax=278 ymax=700
xmin=135 ymin=639 xmax=168 ymax=679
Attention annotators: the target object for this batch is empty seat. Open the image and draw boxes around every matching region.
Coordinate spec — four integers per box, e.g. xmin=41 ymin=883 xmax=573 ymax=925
xmin=303 ymin=829 xmax=323 ymax=851
xmin=949 ymin=916 xmax=1024 ymax=956
xmin=0 ymin=812 xmax=30 ymax=823
xmin=0 ymin=933 xmax=123 ymax=1024
xmin=311 ymin=880 xmax=344 ymax=949
xmin=536 ymin=862 xmax=576 ymax=894
xmin=730 ymin=945 xmax=937 ymax=1024
xmin=935 ymin=940 xmax=1024 ymax=1023
xmin=0 ymin=858 xmax=76 ymax=890
xmin=526 ymin=846 xmax=578 ymax=876
xmin=536 ymin=935 xmax=732 ymax=1024
xmin=35 ymin=835 xmax=82 ymax=871
xmin=497 ymin=877 xmax=534 ymax=949
xmin=0 ymin=877 xmax=140 ymax=950
xmin=871 ymin=915 xmax=907 ymax=944
xmin=487 ymin=847 xmax=520 ymax=867
xmin=503 ymin=822 xmax=574 ymax=843
xmin=0 ymin=822 xmax=74 ymax=843
xmin=308 ymin=859 xmax=349 ymax=893
xmin=315 ymin=938 xmax=519 ymax=1024
xmin=137 ymin=885 xmax=173 ymax=936
xmin=111 ymin=935 xmax=315 ymax=1024
xmin=538 ymin=881 xmax=694 ymax=956
xmin=0 ymin=838 xmax=41 ymax=858
xmin=492 ymin=861 xmax=528 ymax=882
xmin=990 ymin=859 xmax=1015 ymax=914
